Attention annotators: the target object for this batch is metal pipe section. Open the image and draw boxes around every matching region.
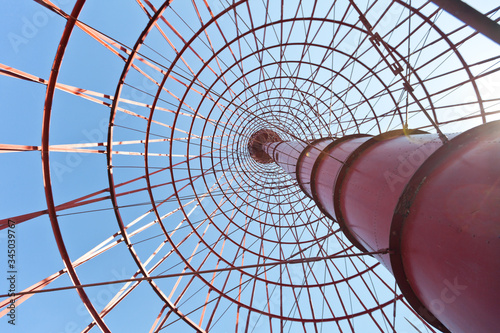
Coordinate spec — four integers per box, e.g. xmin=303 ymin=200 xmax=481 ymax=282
xmin=260 ymin=121 xmax=500 ymax=333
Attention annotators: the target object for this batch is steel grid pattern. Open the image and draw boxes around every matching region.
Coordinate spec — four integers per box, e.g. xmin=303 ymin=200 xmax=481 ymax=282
xmin=1 ymin=0 xmax=499 ymax=332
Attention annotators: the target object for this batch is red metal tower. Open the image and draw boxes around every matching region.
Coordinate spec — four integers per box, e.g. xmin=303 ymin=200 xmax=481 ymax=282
xmin=1 ymin=1 xmax=499 ymax=332
xmin=248 ymin=122 xmax=500 ymax=333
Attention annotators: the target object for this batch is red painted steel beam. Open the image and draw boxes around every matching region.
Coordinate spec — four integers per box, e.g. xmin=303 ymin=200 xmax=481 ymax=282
xmin=39 ymin=0 xmax=112 ymax=331
xmin=391 ymin=121 xmax=500 ymax=333
xmin=105 ymin=2 xmax=206 ymax=331
xmin=255 ymin=121 xmax=500 ymax=333
xmin=430 ymin=0 xmax=500 ymax=45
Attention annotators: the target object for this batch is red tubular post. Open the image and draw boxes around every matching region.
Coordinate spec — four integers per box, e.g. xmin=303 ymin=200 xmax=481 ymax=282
xmin=253 ymin=121 xmax=500 ymax=333
xmin=391 ymin=121 xmax=500 ymax=333
xmin=310 ymin=135 xmax=372 ymax=222
xmin=333 ymin=129 xmax=447 ymax=272
xmin=266 ymin=141 xmax=308 ymax=176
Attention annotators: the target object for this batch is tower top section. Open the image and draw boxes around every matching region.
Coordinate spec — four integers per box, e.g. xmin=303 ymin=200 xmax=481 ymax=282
xmin=247 ymin=129 xmax=282 ymax=163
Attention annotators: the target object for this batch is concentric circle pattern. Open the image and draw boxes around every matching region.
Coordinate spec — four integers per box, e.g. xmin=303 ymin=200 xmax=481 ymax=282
xmin=1 ymin=0 xmax=499 ymax=332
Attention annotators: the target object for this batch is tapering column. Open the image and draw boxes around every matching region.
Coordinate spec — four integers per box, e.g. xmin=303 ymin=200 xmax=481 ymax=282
xmin=249 ymin=121 xmax=500 ymax=333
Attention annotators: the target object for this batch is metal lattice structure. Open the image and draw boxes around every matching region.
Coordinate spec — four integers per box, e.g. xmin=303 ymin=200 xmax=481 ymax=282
xmin=1 ymin=0 xmax=499 ymax=332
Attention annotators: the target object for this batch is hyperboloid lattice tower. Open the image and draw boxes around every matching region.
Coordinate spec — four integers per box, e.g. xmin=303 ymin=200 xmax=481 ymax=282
xmin=1 ymin=1 xmax=499 ymax=332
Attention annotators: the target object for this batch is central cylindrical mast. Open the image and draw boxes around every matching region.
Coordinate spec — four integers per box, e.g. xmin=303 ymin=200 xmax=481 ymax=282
xmin=249 ymin=122 xmax=500 ymax=333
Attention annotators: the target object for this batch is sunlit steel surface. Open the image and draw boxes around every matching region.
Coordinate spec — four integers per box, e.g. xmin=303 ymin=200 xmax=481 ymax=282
xmin=261 ymin=121 xmax=500 ymax=333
